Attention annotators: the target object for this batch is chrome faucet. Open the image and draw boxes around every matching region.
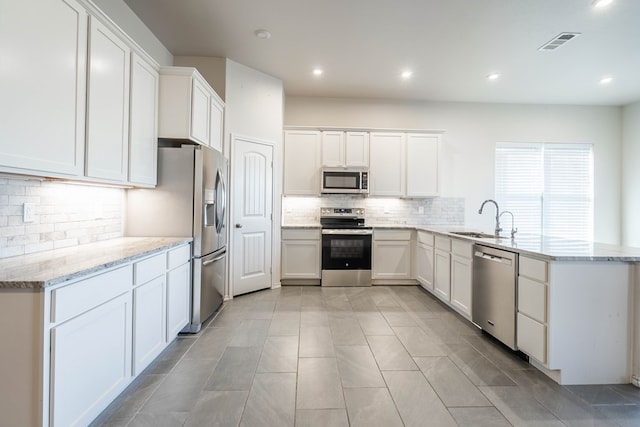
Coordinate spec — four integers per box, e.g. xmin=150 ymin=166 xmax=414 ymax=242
xmin=478 ymin=199 xmax=502 ymax=237
xmin=499 ymin=210 xmax=518 ymax=239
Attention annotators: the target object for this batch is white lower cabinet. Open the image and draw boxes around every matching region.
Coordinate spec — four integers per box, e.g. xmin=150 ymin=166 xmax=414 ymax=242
xmin=450 ymin=240 xmax=473 ymax=318
xmin=281 ymin=229 xmax=321 ymax=281
xmin=133 ymin=276 xmax=165 ymax=375
xmin=433 ymin=236 xmax=451 ymax=301
xmin=372 ymin=229 xmax=413 ymax=283
xmin=50 ymin=270 xmax=133 ymax=427
xmin=167 ymin=262 xmax=191 ymax=339
xmin=415 ymin=244 xmax=434 ymax=290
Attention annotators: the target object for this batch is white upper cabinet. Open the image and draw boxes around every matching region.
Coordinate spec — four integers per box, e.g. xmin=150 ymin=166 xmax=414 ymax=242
xmin=369 ymin=132 xmax=406 ymax=196
xmin=86 ymin=17 xmax=131 ymax=182
xmin=406 ymin=134 xmax=439 ymax=197
xmin=128 ymin=53 xmax=159 ymax=186
xmin=0 ymin=0 xmax=87 ymax=177
xmin=158 ymin=67 xmax=224 ymax=148
xmin=322 ymin=131 xmax=369 ymax=167
xmin=321 ymin=131 xmax=345 ymax=167
xmin=345 ymin=132 xmax=370 ymax=167
xmin=284 ymin=130 xmax=322 ymax=195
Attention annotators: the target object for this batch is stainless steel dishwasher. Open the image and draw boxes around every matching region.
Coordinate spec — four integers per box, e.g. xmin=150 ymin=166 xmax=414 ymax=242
xmin=472 ymin=244 xmax=518 ymax=350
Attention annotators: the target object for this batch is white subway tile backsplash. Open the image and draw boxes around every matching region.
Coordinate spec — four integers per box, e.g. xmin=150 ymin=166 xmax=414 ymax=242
xmin=0 ymin=179 xmax=124 ymax=259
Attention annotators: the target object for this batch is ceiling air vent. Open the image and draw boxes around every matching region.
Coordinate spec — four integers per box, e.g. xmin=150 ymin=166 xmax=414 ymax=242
xmin=538 ymin=32 xmax=581 ymax=51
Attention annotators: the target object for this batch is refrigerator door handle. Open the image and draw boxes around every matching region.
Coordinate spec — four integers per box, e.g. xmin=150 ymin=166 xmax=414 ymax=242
xmin=203 ymin=253 xmax=226 ymax=266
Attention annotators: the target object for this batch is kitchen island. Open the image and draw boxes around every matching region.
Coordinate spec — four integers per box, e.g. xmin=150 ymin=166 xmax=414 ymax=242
xmin=0 ymin=237 xmax=192 ymax=427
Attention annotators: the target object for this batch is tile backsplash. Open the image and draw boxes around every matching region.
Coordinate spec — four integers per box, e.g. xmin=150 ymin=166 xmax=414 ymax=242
xmin=282 ymin=195 xmax=464 ymax=226
xmin=0 ymin=177 xmax=124 ymax=258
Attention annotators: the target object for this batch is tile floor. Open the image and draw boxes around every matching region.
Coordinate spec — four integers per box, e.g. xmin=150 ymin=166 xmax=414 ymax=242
xmin=91 ymin=285 xmax=640 ymax=427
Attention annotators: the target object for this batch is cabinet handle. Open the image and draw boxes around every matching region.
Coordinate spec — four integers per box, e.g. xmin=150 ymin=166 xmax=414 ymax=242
xmin=235 ymin=224 xmax=243 ymax=228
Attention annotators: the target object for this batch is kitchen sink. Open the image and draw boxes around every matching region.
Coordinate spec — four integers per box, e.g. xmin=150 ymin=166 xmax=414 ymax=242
xmin=449 ymin=231 xmax=501 ymax=239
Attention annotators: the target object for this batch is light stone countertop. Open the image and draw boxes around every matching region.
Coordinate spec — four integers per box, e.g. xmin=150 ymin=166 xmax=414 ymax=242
xmin=281 ymin=222 xmax=640 ymax=261
xmin=0 ymin=237 xmax=192 ymax=289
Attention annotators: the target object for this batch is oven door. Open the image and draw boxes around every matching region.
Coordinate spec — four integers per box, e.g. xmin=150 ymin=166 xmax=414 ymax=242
xmin=321 ymin=229 xmax=372 ymax=270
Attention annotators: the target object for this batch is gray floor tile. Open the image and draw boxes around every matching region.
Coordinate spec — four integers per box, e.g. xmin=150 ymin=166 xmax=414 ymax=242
xmin=381 ymin=310 xmax=417 ymax=326
xmin=297 ymin=357 xmax=345 ymax=409
xmin=299 ymin=326 xmax=335 ymax=357
xmin=295 ymin=409 xmax=349 ymax=427
xmin=329 ymin=317 xmax=368 ymax=345
xmin=301 ymin=310 xmax=329 ymax=327
xmin=343 ymin=388 xmax=404 ymax=427
xmin=335 ymin=345 xmax=385 ymax=388
xmin=257 ymin=335 xmax=298 ymax=373
xmin=393 ymin=326 xmax=447 ymax=356
xmin=228 ymin=319 xmax=270 ymax=347
xmin=127 ymin=412 xmax=189 ymax=427
xmin=383 ymin=370 xmax=457 ymax=427
xmin=140 ymin=358 xmax=217 ymax=414
xmin=414 ymin=356 xmax=491 ymax=407
xmin=597 ymin=404 xmax=640 ymax=427
xmin=355 ymin=312 xmax=394 ymax=335
xmin=183 ymin=390 xmax=248 ymax=427
xmin=204 ymin=346 xmax=261 ymax=391
xmin=608 ymin=384 xmax=640 ymax=405
xmin=183 ymin=326 xmax=234 ymax=360
xmin=449 ymin=407 xmax=512 ymax=427
xmin=241 ymin=373 xmax=296 ymax=427
xmin=245 ymin=300 xmax=276 ymax=319
xmin=367 ymin=335 xmax=418 ymax=371
xmin=464 ymin=334 xmax=531 ymax=371
xmin=142 ymin=336 xmax=197 ymax=375
xmin=445 ymin=342 xmax=517 ymax=386
xmin=268 ymin=312 xmax=300 ymax=336
xmin=415 ymin=316 xmax=467 ymax=344
xmin=480 ymin=385 xmax=566 ymax=426
xmin=566 ymin=384 xmax=636 ymax=406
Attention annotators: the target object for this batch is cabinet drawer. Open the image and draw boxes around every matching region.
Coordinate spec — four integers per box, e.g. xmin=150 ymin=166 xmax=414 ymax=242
xmin=416 ymin=231 xmax=434 ymax=246
xmin=374 ymin=229 xmax=412 ymax=241
xmin=434 ymin=235 xmax=451 ymax=251
xmin=518 ymin=276 xmax=546 ymax=323
xmin=517 ymin=312 xmax=546 ymax=363
xmin=168 ymin=244 xmax=191 ymax=270
xmin=51 ymin=265 xmax=133 ymax=324
xmin=519 ymin=256 xmax=547 ymax=282
xmin=282 ymin=228 xmax=320 ymax=240
xmin=451 ymin=239 xmax=472 ymax=258
xmin=134 ymin=252 xmax=166 ymax=285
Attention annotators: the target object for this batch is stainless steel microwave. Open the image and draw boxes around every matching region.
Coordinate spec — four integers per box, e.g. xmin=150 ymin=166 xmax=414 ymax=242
xmin=321 ymin=168 xmax=369 ymax=194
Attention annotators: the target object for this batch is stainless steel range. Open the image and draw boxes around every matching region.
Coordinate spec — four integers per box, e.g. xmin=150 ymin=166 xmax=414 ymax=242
xmin=320 ymin=208 xmax=372 ymax=287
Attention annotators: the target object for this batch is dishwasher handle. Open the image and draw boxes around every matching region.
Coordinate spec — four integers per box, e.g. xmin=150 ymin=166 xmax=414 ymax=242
xmin=474 ymin=250 xmax=513 ymax=266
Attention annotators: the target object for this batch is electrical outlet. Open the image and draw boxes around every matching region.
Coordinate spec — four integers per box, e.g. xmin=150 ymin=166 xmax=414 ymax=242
xmin=384 ymin=205 xmax=390 ymax=214
xmin=23 ymin=203 xmax=35 ymax=223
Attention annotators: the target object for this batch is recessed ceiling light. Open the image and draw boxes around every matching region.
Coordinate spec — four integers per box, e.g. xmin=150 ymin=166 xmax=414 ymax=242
xmin=312 ymin=68 xmax=323 ymax=76
xmin=254 ymin=29 xmax=271 ymax=39
xmin=599 ymin=76 xmax=613 ymax=85
xmin=593 ymin=0 xmax=613 ymax=8
xmin=401 ymin=71 xmax=413 ymax=79
xmin=487 ymin=73 xmax=501 ymax=81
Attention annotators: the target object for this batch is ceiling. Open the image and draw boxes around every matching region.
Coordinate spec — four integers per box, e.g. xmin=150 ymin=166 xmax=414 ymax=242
xmin=123 ymin=0 xmax=640 ymax=106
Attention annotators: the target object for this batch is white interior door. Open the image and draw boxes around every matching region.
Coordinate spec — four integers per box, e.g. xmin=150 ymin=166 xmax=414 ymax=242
xmin=232 ymin=137 xmax=273 ymax=296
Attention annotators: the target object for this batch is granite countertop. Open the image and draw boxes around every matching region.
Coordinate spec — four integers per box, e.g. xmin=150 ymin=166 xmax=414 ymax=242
xmin=281 ymin=223 xmax=640 ymax=261
xmin=0 ymin=237 xmax=192 ymax=289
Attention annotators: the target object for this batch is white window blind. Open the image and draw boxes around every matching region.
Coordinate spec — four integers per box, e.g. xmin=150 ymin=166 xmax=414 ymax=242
xmin=495 ymin=143 xmax=593 ymax=240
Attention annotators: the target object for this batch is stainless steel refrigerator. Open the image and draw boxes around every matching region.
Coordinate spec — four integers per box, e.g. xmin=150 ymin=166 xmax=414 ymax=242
xmin=126 ymin=144 xmax=227 ymax=332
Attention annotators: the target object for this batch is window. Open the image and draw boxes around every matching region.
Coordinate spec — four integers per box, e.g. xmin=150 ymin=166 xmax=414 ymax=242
xmin=495 ymin=143 xmax=594 ymax=240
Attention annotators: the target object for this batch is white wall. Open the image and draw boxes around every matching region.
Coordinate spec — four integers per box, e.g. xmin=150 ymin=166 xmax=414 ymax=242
xmin=91 ymin=0 xmax=173 ymax=66
xmin=285 ymin=97 xmax=623 ymax=244
xmin=622 ymin=101 xmax=640 ymax=247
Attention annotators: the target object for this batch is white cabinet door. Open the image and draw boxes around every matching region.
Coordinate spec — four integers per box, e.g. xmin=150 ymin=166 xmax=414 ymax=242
xmin=50 ymin=292 xmax=132 ymax=427
xmin=190 ymin=78 xmax=210 ymax=145
xmin=209 ymin=96 xmax=224 ymax=152
xmin=434 ymin=248 xmax=451 ymax=301
xmin=345 ymin=132 xmax=369 ymax=167
xmin=415 ymin=242 xmax=434 ymax=290
xmin=0 ymin=0 xmax=87 ymax=177
xmin=284 ymin=130 xmax=321 ymax=195
xmin=128 ymin=53 xmax=158 ymax=186
xmin=406 ymin=134 xmax=439 ymax=197
xmin=451 ymin=254 xmax=472 ymax=317
xmin=167 ymin=262 xmax=190 ymax=340
xmin=86 ymin=17 xmax=130 ymax=182
xmin=373 ymin=240 xmax=412 ymax=280
xmin=281 ymin=239 xmax=321 ymax=279
xmin=321 ymin=131 xmax=345 ymax=167
xmin=133 ymin=276 xmax=165 ymax=375
xmin=517 ymin=312 xmax=547 ymax=363
xmin=369 ymin=132 xmax=405 ymax=196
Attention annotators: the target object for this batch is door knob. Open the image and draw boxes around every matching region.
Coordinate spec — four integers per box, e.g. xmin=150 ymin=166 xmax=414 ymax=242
xmin=235 ymin=224 xmax=243 ymax=228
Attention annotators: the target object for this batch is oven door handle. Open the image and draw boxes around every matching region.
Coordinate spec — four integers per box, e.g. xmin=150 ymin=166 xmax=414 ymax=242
xmin=322 ymin=229 xmax=373 ymax=235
